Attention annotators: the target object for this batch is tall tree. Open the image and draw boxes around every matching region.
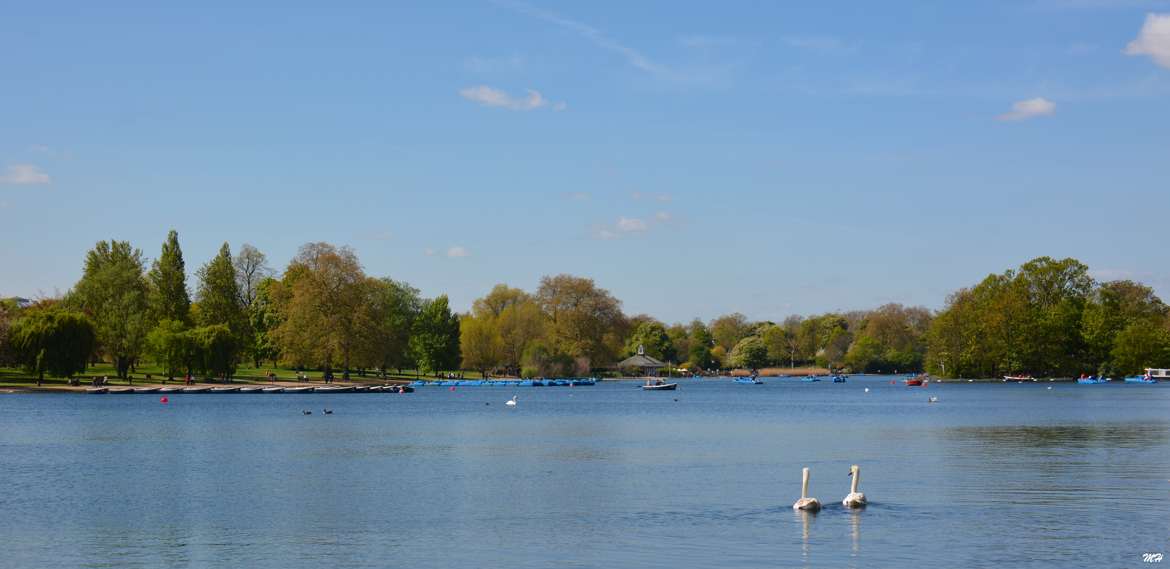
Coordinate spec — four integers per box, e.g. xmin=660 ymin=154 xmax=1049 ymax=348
xmin=624 ymin=320 xmax=676 ymax=362
xmin=196 ymin=243 xmax=246 ymax=336
xmin=410 ymin=295 xmax=461 ymax=374
xmin=233 ymin=243 xmax=272 ymax=309
xmin=688 ymin=319 xmax=716 ymax=370
xmin=536 ymin=274 xmax=624 ymax=367
xmin=272 ymin=243 xmax=369 ymax=378
xmin=496 ymin=296 xmax=546 ymax=376
xmin=147 ymin=230 xmax=192 ymax=324
xmin=70 ymin=240 xmax=150 ymax=379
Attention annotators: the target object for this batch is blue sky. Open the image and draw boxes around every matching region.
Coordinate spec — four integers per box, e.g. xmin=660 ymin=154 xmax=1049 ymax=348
xmin=3 ymin=1 xmax=1170 ymax=323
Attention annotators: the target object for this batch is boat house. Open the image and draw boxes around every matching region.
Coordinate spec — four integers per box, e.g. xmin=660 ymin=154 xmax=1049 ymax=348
xmin=616 ymin=345 xmax=666 ymax=377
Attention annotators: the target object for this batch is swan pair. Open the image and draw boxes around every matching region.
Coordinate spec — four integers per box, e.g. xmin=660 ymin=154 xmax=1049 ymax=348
xmin=792 ymin=465 xmax=867 ymax=511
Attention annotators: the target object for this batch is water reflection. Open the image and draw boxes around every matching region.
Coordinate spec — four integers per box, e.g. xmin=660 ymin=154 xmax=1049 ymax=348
xmin=850 ymin=509 xmax=861 ymax=557
xmin=944 ymin=424 xmax=1170 ymax=450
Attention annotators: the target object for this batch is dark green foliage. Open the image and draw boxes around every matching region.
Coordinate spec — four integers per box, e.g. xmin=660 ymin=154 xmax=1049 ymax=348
xmin=624 ymin=320 xmax=677 ymax=362
xmin=196 ymin=243 xmax=245 ymax=336
xmin=148 ymin=230 xmax=191 ymax=324
xmin=11 ymin=309 xmax=96 ymax=383
xmin=191 ymin=324 xmax=240 ymax=379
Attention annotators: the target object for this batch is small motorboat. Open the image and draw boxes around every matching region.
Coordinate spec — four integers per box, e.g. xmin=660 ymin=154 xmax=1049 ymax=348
xmin=831 ymin=375 xmax=847 ymax=383
xmin=642 ymin=379 xmax=678 ymax=391
xmin=315 ymin=386 xmax=355 ymax=393
xmin=158 ymin=386 xmax=184 ymax=393
xmin=182 ymin=387 xmax=211 ymax=393
xmin=238 ymin=386 xmax=264 ymax=393
xmin=133 ymin=387 xmax=160 ymax=394
xmin=734 ymin=377 xmax=763 ymax=384
xmin=1003 ymin=374 xmax=1033 ymax=381
xmin=571 ymin=378 xmax=597 ymax=386
xmin=801 ymin=376 xmax=821 ymax=383
xmin=261 ymin=387 xmax=285 ymax=393
xmin=210 ymin=387 xmax=240 ymax=393
xmin=904 ymin=375 xmax=927 ymax=387
xmin=1076 ymin=376 xmax=1110 ymax=384
xmin=283 ymin=386 xmax=315 ymax=393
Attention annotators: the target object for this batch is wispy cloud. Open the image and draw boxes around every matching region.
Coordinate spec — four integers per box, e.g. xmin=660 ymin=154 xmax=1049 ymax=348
xmin=616 ymin=217 xmax=647 ymax=232
xmin=447 ymin=246 xmax=471 ymax=258
xmin=0 ymin=164 xmax=50 ymax=185
xmin=564 ymin=191 xmax=590 ymax=201
xmin=500 ymin=1 xmax=669 ymax=76
xmin=459 ymin=85 xmax=564 ymax=111
xmin=997 ymin=97 xmax=1056 ymax=121
xmin=593 ymin=213 xmax=678 ymax=240
xmin=1125 ymin=13 xmax=1170 ymax=69
xmin=655 ymin=211 xmax=672 ymax=221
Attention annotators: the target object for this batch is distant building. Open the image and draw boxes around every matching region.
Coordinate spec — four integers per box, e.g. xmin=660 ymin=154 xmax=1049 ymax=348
xmin=615 ymin=345 xmax=666 ymax=377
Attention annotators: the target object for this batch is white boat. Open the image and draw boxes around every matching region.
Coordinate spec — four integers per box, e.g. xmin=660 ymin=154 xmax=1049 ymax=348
xmin=158 ymin=386 xmax=184 ymax=393
xmin=641 ymin=379 xmax=678 ymax=391
xmin=238 ymin=386 xmax=264 ymax=393
xmin=283 ymin=386 xmax=315 ymax=393
xmin=182 ymin=387 xmax=211 ymax=393
xmin=210 ymin=386 xmax=240 ymax=393
xmin=262 ymin=387 xmax=285 ymax=393
xmin=132 ymin=387 xmax=160 ymax=394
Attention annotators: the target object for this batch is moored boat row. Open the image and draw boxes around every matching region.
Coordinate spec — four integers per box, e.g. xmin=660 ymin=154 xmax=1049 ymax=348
xmin=85 ymin=385 xmax=414 ymax=394
xmin=410 ymin=378 xmax=598 ymax=387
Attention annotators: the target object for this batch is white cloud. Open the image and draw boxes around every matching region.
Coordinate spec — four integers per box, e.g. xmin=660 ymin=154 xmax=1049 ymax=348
xmin=447 ymin=246 xmax=470 ymax=258
xmin=595 ymin=228 xmax=619 ymax=240
xmin=616 ymin=217 xmax=648 ymax=232
xmin=459 ymin=85 xmax=565 ymax=111
xmin=0 ymin=164 xmax=50 ymax=185
xmin=656 ymin=193 xmax=672 ymax=202
xmin=1125 ymin=13 xmax=1170 ymax=69
xmin=997 ymin=97 xmax=1056 ymax=121
xmin=655 ymin=211 xmax=672 ymax=221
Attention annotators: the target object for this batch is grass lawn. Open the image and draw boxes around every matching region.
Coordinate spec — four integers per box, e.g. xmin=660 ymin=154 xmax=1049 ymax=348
xmin=0 ymin=364 xmax=487 ymax=388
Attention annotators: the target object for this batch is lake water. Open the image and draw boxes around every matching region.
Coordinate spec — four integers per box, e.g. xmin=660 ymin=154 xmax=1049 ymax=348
xmin=1 ymin=377 xmax=1168 ymax=568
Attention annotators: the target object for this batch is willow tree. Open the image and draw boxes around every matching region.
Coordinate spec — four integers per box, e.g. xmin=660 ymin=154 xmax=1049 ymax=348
xmin=10 ymin=309 xmax=96 ymax=384
xmin=70 ymin=240 xmax=150 ymax=379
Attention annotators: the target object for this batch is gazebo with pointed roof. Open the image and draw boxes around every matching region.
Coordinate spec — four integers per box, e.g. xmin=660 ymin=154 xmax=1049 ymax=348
xmin=616 ymin=345 xmax=666 ymax=377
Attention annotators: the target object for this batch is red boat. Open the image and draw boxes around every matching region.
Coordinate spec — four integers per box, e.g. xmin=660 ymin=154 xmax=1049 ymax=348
xmin=904 ymin=374 xmax=928 ymax=387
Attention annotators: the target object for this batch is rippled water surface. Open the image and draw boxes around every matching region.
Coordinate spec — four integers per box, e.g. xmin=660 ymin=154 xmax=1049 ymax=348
xmin=2 ymin=378 xmax=1168 ymax=568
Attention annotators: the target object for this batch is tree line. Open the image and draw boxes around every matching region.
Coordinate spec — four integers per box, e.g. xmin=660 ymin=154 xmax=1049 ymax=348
xmin=1 ymin=238 xmax=1168 ymax=382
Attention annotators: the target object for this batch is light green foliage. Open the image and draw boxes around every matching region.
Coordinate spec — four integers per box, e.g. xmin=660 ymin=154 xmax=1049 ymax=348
xmin=148 ymin=230 xmax=192 ymax=324
xmin=460 ymin=313 xmax=503 ymax=375
xmin=536 ymin=274 xmax=624 ymax=367
xmin=729 ymin=335 xmax=769 ymax=372
xmin=1110 ymin=323 xmax=1170 ymax=376
xmin=147 ymin=319 xmax=194 ymax=379
xmin=70 ymin=240 xmax=150 ymax=379
xmin=410 ymin=295 xmax=461 ymax=373
xmin=10 ymin=308 xmax=95 ymax=383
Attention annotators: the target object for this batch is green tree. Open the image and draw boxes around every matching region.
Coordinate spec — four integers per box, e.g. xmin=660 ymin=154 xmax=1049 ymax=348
xmin=460 ymin=313 xmax=503 ymax=377
xmin=409 ymin=295 xmax=461 ymax=374
xmin=196 ymin=243 xmax=245 ymax=335
xmin=710 ymin=313 xmax=752 ymax=352
xmin=624 ymin=320 xmax=676 ymax=362
xmin=10 ymin=309 xmax=96 ymax=384
xmin=536 ymin=274 xmax=624 ymax=368
xmin=147 ymin=230 xmax=192 ymax=324
xmin=190 ymin=324 xmax=240 ymax=379
xmin=147 ymin=319 xmax=194 ymax=380
xmin=688 ymin=319 xmax=716 ymax=370
xmin=496 ymin=296 xmax=545 ymax=376
xmin=1110 ymin=322 xmax=1170 ymax=376
xmin=729 ymin=335 xmax=769 ymax=372
xmin=70 ymin=240 xmax=150 ymax=379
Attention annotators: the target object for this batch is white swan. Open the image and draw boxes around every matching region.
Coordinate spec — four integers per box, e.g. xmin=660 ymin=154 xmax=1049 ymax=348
xmin=505 ymin=395 xmax=517 ymax=407
xmin=864 ymin=387 xmax=870 ymax=393
xmin=928 ymin=396 xmax=938 ymax=403
xmin=842 ymin=464 xmax=867 ymax=508
xmin=792 ymin=467 xmax=822 ymax=511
